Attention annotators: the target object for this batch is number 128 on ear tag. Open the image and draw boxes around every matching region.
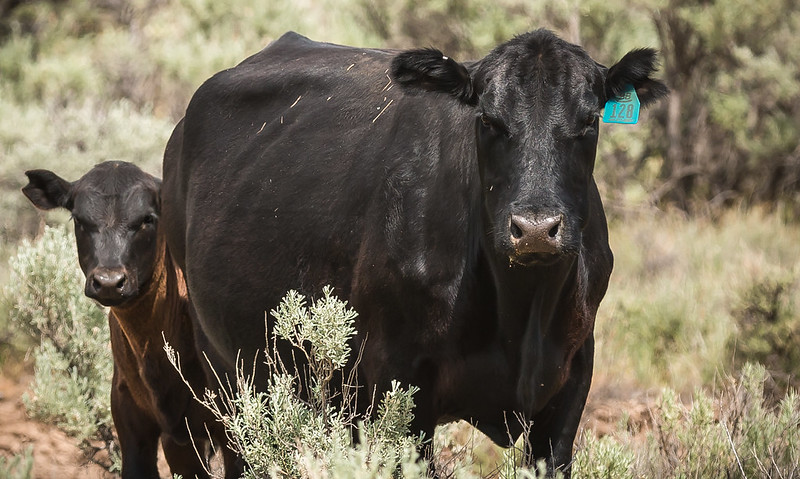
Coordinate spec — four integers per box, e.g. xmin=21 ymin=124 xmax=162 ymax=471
xmin=603 ymin=84 xmax=640 ymax=124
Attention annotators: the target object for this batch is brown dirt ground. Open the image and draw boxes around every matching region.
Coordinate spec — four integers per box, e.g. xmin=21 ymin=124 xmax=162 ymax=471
xmin=0 ymin=368 xmax=655 ymax=479
xmin=0 ymin=372 xmax=114 ymax=479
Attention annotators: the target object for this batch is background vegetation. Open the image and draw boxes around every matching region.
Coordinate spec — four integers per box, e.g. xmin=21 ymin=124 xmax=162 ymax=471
xmin=1 ymin=0 xmax=798 ymax=476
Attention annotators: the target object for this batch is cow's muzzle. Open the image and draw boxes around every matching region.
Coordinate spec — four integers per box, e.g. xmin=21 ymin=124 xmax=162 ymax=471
xmin=508 ymin=213 xmax=568 ymax=265
xmin=85 ymin=267 xmax=133 ymax=306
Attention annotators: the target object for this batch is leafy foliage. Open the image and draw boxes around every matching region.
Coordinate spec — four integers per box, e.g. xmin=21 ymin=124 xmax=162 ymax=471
xmin=0 ymin=446 xmax=33 ymax=479
xmin=574 ymin=364 xmax=800 ymax=478
xmin=5 ymin=225 xmax=118 ymax=470
xmin=166 ymin=287 xmax=427 ymax=478
xmin=729 ymin=274 xmax=800 ymax=398
xmin=647 ymin=0 xmax=800 ymax=213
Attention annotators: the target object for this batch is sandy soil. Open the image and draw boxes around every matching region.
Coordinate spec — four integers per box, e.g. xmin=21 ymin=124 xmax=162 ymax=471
xmin=0 ymin=373 xmax=112 ymax=479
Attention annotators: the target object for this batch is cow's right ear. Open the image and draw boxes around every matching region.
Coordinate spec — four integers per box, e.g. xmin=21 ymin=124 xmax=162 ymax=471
xmin=605 ymin=48 xmax=668 ymax=107
xmin=22 ymin=169 xmax=73 ymax=211
xmin=390 ymin=48 xmax=477 ymax=105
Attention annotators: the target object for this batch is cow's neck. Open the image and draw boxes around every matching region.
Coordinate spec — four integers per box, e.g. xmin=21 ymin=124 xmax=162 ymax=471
xmin=109 ymin=234 xmax=191 ymax=362
xmin=479 ymin=234 xmax=592 ymax=410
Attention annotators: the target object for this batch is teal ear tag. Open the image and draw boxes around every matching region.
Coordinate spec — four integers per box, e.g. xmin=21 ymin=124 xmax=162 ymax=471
xmin=602 ymin=84 xmax=640 ymax=124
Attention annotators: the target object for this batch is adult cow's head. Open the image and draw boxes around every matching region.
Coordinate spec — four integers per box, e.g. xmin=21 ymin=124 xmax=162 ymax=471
xmin=23 ymin=161 xmax=161 ymax=307
xmin=391 ymin=29 xmax=667 ymax=266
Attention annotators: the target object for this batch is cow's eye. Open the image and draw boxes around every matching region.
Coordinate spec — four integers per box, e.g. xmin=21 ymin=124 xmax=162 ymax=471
xmin=478 ymin=113 xmax=508 ymax=137
xmin=72 ymin=216 xmax=96 ymax=233
xmin=581 ymin=114 xmax=599 ymax=135
xmin=137 ymin=214 xmax=157 ymax=230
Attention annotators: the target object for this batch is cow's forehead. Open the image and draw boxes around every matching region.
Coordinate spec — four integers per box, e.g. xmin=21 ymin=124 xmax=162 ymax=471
xmin=478 ymin=32 xmax=603 ymax=113
xmin=71 ymin=166 xmax=158 ymax=221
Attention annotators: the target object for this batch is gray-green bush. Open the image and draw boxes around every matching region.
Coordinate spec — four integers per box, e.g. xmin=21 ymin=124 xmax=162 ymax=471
xmin=0 ymin=446 xmax=34 ymax=479
xmin=5 ymin=225 xmax=118 ymax=470
xmin=729 ymin=274 xmax=800 ymax=398
xmin=167 ymin=286 xmax=432 ymax=478
xmin=573 ymin=364 xmax=800 ymax=478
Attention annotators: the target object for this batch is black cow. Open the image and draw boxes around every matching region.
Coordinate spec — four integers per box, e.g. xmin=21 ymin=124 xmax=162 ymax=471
xmin=162 ymin=30 xmax=667 ymax=475
xmin=22 ymin=161 xmax=239 ymax=479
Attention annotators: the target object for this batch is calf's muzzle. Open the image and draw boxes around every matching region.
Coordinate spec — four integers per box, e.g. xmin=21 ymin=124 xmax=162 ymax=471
xmin=85 ymin=267 xmax=129 ymax=306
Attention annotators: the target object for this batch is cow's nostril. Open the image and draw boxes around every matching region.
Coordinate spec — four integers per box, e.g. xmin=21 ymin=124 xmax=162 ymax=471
xmin=510 ymin=221 xmax=523 ymax=240
xmin=548 ymin=222 xmax=560 ymax=239
xmin=92 ymin=278 xmax=102 ymax=291
xmin=115 ymin=276 xmax=126 ymax=290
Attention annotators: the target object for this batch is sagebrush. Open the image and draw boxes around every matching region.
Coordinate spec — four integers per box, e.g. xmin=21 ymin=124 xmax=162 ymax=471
xmin=5 ymin=225 xmax=118 ymax=470
xmin=167 ymin=286 xmax=435 ymax=478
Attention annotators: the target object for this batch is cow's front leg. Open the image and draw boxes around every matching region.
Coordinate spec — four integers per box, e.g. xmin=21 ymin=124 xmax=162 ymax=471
xmin=525 ymin=336 xmax=594 ymax=478
xmin=161 ymin=434 xmax=210 ymax=479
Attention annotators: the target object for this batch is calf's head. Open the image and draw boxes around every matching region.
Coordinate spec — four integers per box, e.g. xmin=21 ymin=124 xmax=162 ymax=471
xmin=392 ymin=29 xmax=667 ymax=266
xmin=23 ymin=161 xmax=161 ymax=307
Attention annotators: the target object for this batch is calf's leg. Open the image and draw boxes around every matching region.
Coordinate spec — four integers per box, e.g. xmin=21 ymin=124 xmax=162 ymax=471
xmin=113 ymin=379 xmax=161 ymax=479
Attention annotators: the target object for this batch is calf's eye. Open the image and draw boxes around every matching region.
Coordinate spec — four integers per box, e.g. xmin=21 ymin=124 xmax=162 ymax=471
xmin=137 ymin=214 xmax=157 ymax=230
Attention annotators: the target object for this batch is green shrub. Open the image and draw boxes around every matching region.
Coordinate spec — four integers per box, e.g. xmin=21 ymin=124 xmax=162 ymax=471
xmin=573 ymin=363 xmax=800 ymax=478
xmin=573 ymin=432 xmax=634 ymax=479
xmin=729 ymin=274 xmax=800 ymax=397
xmin=595 ymin=208 xmax=800 ymax=392
xmin=5 ymin=225 xmax=117 ymax=471
xmin=167 ymin=286 xmax=429 ymax=478
xmin=0 ymin=446 xmax=34 ymax=479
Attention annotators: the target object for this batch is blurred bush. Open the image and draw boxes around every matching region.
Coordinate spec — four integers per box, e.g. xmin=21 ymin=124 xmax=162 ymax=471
xmin=646 ymin=0 xmax=800 ymax=214
xmin=0 ymin=446 xmax=33 ymax=479
xmin=729 ymin=274 xmax=800 ymax=399
xmin=595 ymin=208 xmax=800 ymax=392
xmin=575 ymin=364 xmax=800 ymax=478
xmin=5 ymin=225 xmax=117 ymax=471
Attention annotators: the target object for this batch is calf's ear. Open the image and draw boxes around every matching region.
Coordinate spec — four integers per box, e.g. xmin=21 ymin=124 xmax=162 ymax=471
xmin=606 ymin=48 xmax=669 ymax=107
xmin=390 ymin=48 xmax=477 ymax=105
xmin=22 ymin=169 xmax=72 ymax=211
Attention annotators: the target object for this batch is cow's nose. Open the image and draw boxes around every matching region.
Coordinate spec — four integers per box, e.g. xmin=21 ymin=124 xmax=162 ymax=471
xmin=86 ymin=268 xmax=128 ymax=304
xmin=509 ymin=214 xmax=563 ymax=255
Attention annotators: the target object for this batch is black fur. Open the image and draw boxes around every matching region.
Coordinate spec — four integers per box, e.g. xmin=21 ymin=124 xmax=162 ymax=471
xmin=391 ymin=48 xmax=476 ymax=105
xmin=162 ymin=30 xmax=666 ymax=478
xmin=22 ymin=169 xmax=72 ymax=210
xmin=606 ymin=48 xmax=669 ymax=106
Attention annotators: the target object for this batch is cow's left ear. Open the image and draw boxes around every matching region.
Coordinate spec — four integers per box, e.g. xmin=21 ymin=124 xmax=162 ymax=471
xmin=605 ymin=48 xmax=669 ymax=107
xmin=390 ymin=48 xmax=477 ymax=105
xmin=22 ymin=169 xmax=73 ymax=211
